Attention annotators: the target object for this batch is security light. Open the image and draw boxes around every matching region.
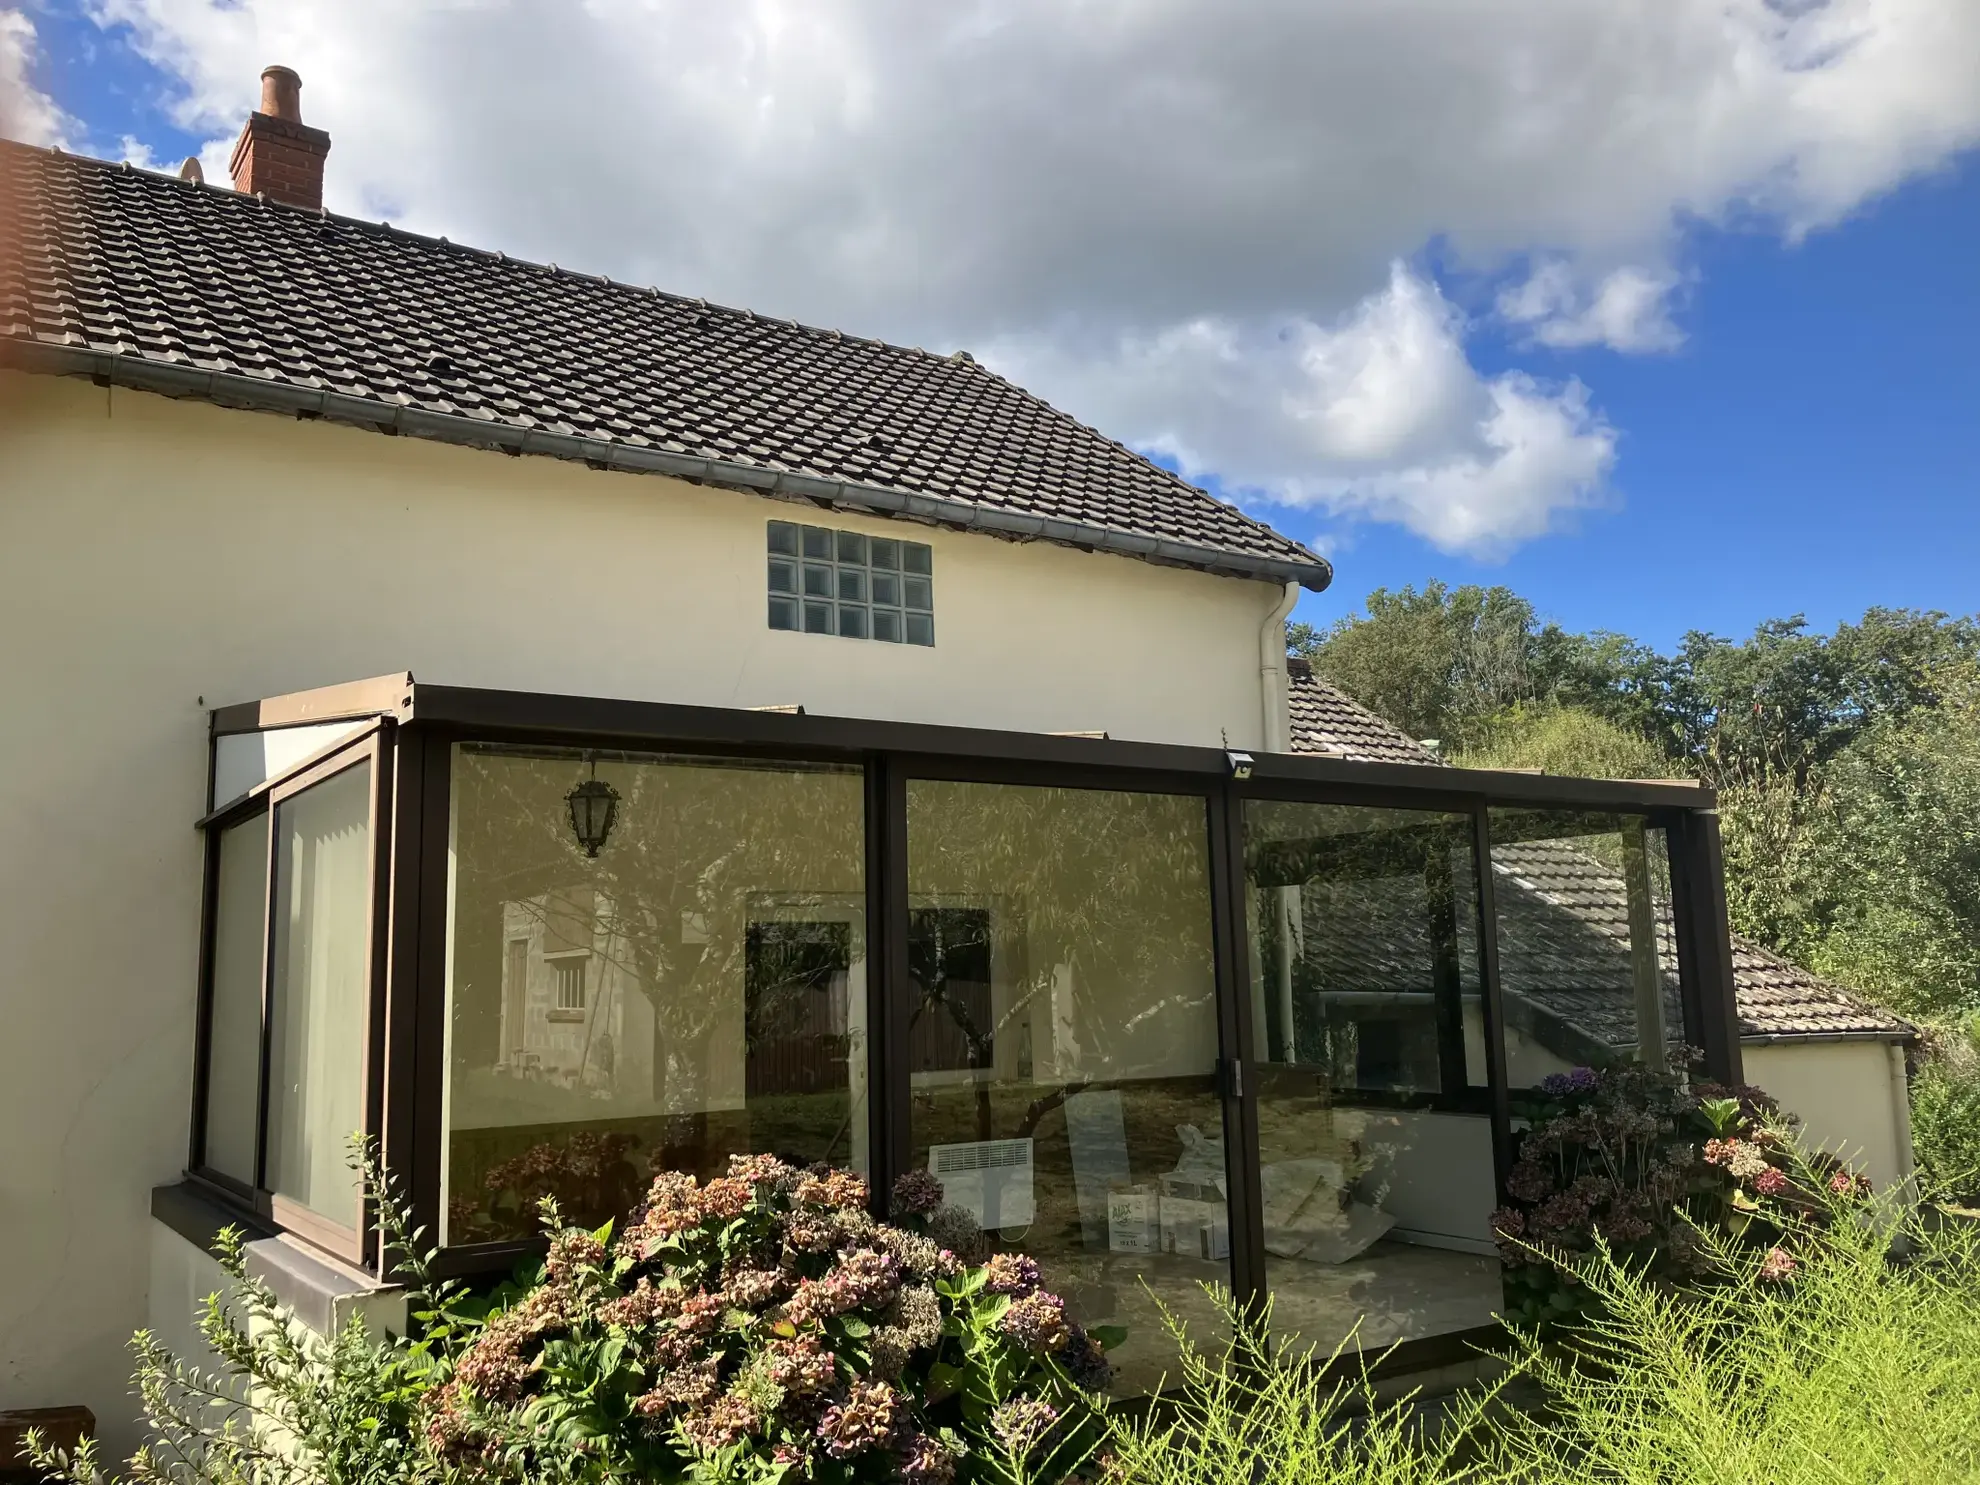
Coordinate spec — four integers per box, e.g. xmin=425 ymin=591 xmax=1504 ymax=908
xmin=1226 ymin=751 xmax=1255 ymax=780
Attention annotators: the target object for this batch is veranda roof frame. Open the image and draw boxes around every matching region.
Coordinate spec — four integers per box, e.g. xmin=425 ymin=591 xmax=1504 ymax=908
xmin=182 ymin=672 xmax=1742 ymax=1377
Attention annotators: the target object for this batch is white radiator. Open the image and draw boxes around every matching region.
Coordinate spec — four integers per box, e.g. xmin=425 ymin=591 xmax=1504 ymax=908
xmin=928 ymin=1137 xmax=1036 ymax=1232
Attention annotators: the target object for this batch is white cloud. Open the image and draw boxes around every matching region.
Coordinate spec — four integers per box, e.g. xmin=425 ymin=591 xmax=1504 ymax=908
xmin=0 ymin=8 xmax=67 ymax=146
xmin=994 ymin=265 xmax=1616 ymax=555
xmin=73 ymin=0 xmax=1980 ymax=553
xmin=1499 ymin=262 xmax=1687 ymax=353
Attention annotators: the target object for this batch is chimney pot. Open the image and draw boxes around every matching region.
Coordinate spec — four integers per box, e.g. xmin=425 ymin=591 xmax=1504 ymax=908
xmin=260 ymin=66 xmax=303 ymax=122
xmin=230 ymin=65 xmax=330 ymax=210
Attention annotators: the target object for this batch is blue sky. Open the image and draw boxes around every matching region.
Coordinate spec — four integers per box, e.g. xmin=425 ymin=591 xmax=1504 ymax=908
xmin=1308 ymin=158 xmax=1980 ymax=651
xmin=13 ymin=1 xmax=1980 ymax=657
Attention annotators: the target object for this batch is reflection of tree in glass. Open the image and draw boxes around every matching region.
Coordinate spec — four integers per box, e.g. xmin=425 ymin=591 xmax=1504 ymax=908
xmin=452 ymin=746 xmax=864 ymax=1106
xmin=905 ymin=782 xmax=1218 ymax=1116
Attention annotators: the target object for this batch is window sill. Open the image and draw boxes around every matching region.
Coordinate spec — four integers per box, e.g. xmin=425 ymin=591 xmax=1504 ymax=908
xmin=151 ymin=1181 xmax=405 ymax=1339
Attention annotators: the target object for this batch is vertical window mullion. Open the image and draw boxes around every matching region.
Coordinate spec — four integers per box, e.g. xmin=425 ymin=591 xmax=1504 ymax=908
xmin=253 ymin=801 xmax=279 ymax=1199
xmin=865 ymin=754 xmax=911 ymax=1209
xmin=1210 ymin=784 xmax=1266 ymax=1320
xmin=1470 ymin=805 xmax=1514 ymax=1198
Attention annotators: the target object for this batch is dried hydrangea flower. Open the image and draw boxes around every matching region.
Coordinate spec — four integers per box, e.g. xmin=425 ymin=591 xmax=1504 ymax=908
xmin=890 ymin=1169 xmax=945 ymax=1218
xmin=599 ymin=1276 xmax=686 ymax=1331
xmin=678 ymin=1393 xmax=759 ymax=1453
xmin=721 ymin=1266 xmax=788 ymax=1308
xmin=795 ymin=1168 xmax=870 ymax=1211
xmin=1066 ymin=1328 xmax=1113 ymax=1392
xmin=1758 ymin=1246 xmax=1797 ymax=1282
xmin=816 ymin=1380 xmax=902 ymax=1458
xmin=764 ymin=1335 xmax=838 ymax=1399
xmin=982 ymin=1252 xmax=1041 ymax=1296
xmin=1000 ymin=1291 xmax=1072 ymax=1354
xmin=925 ymin=1204 xmax=989 ymax=1264
xmin=897 ymin=1430 xmax=959 ymax=1484
xmin=544 ymin=1227 xmax=606 ymax=1282
xmin=890 ymin=1284 xmax=943 ymax=1350
xmin=991 ymin=1396 xmax=1061 ymax=1459
xmin=1753 ymin=1167 xmax=1790 ymax=1197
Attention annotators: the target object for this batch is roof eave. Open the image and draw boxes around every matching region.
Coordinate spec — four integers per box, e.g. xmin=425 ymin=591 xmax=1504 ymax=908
xmin=4 ymin=340 xmax=1334 ymax=593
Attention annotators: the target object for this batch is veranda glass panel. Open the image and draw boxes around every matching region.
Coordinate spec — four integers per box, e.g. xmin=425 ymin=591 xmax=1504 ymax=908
xmin=265 ymin=762 xmax=373 ymax=1228
xmin=905 ymin=780 xmax=1225 ymax=1396
xmin=1243 ymin=800 xmax=1501 ymax=1356
xmin=202 ymin=812 xmax=268 ymax=1185
xmin=443 ymin=746 xmax=866 ymax=1245
xmin=1486 ymin=810 xmax=1681 ymax=1087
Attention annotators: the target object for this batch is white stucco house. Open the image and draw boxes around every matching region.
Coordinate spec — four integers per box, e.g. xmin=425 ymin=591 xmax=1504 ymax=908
xmin=0 ymin=67 xmax=1901 ymax=1452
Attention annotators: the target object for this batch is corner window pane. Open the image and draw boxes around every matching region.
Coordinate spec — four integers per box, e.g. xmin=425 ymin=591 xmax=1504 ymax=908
xmin=1244 ymin=801 xmax=1498 ymax=1359
xmin=443 ymin=747 xmax=866 ymax=1245
xmin=905 ymin=612 xmax=935 ymax=646
xmin=1487 ymin=810 xmax=1679 ymax=1085
xmin=768 ymin=596 xmax=799 ymax=631
xmin=903 ymin=543 xmax=932 ymax=576
xmin=265 ymin=762 xmax=373 ymax=1229
xmin=906 ymin=781 xmax=1223 ymax=1396
xmin=767 ymin=521 xmax=799 ymax=557
xmin=202 ymin=814 xmax=268 ymax=1185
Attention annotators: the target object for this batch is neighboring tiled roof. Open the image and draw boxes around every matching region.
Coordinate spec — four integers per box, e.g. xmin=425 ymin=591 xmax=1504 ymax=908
xmin=0 ymin=140 xmax=1329 ymax=590
xmin=1286 ymin=658 xmax=1442 ymax=765
xmin=1277 ymin=671 xmax=1916 ymax=1045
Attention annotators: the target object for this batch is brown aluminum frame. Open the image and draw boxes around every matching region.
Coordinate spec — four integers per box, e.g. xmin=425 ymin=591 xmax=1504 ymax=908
xmin=188 ymin=723 xmax=395 ymax=1269
xmin=185 ymin=675 xmax=1743 ymax=1369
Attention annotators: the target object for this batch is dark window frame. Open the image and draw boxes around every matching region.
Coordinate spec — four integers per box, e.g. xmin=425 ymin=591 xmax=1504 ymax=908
xmin=187 ymin=723 xmax=394 ymax=1268
xmin=184 ymin=677 xmax=1740 ymax=1367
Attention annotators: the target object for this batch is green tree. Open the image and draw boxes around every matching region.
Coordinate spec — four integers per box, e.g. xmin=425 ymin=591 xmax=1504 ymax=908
xmin=1453 ymin=704 xmax=1674 ymax=780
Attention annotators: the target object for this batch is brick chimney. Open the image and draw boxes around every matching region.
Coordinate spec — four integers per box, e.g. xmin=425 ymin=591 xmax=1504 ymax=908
xmin=229 ymin=66 xmax=330 ymax=209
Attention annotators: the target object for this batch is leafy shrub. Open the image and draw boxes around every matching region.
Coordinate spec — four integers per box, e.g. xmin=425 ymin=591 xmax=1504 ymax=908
xmin=1492 ymin=1059 xmax=1849 ymax=1329
xmin=428 ymin=1156 xmax=1112 ymax=1484
xmin=1490 ymin=1155 xmax=1980 ymax=1484
xmin=1098 ymin=1291 xmax=1504 ymax=1485
xmin=28 ymin=1149 xmax=460 ymax=1485
xmin=1911 ymin=1014 xmax=1980 ymax=1207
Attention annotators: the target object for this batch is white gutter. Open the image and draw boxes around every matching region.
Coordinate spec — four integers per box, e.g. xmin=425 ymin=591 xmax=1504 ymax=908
xmin=1261 ymin=581 xmax=1300 ymax=1059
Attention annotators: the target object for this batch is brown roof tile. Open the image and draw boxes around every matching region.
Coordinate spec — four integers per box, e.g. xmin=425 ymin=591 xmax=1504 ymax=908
xmin=0 ymin=141 xmax=1329 ymax=589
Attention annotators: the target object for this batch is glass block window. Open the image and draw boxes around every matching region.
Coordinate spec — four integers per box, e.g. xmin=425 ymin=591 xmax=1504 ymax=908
xmin=767 ymin=521 xmax=934 ymax=645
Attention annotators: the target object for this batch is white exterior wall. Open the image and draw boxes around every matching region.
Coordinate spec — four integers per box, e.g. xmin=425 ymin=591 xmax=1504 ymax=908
xmin=0 ymin=372 xmax=1282 ymax=1450
xmin=1742 ymin=1040 xmax=1913 ymax=1194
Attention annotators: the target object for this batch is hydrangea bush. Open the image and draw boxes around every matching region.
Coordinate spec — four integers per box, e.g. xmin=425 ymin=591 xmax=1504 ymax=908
xmin=428 ymin=1156 xmax=1114 ymax=1484
xmin=1491 ymin=1057 xmax=1864 ymax=1329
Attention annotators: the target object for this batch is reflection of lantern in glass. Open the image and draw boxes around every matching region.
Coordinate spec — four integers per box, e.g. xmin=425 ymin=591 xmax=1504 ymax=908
xmin=565 ymin=760 xmax=620 ymax=858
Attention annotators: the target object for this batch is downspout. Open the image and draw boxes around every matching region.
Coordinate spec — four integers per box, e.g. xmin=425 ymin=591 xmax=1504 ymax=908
xmin=1887 ymin=1040 xmax=1917 ymax=1194
xmin=1261 ymin=582 xmax=1300 ymax=1061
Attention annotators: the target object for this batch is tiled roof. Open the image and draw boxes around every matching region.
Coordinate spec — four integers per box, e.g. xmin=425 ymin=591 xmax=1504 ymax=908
xmin=1286 ymin=658 xmax=1442 ymax=765
xmin=0 ymin=140 xmax=1329 ymax=590
xmin=1277 ymin=670 xmax=1915 ymax=1045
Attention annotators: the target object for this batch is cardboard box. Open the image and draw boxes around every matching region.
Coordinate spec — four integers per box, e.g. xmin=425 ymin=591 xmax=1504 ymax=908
xmin=1106 ymin=1185 xmax=1159 ymax=1253
xmin=1159 ymin=1195 xmax=1230 ymax=1261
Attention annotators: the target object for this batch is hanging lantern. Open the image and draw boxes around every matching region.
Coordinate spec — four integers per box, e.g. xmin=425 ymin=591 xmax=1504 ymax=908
xmin=565 ymin=760 xmax=620 ymax=858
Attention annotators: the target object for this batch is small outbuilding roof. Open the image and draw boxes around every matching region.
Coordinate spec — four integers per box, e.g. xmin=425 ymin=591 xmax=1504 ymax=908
xmin=1281 ymin=661 xmax=1916 ymax=1045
